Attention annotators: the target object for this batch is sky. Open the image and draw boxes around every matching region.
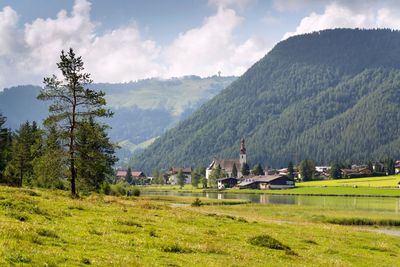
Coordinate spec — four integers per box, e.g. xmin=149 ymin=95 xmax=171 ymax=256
xmin=1 ymin=0 xmax=400 ymax=89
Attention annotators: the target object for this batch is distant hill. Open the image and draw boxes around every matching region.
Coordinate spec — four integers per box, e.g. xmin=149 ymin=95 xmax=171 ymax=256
xmin=131 ymin=29 xmax=400 ymax=173
xmin=0 ymin=76 xmax=236 ymax=162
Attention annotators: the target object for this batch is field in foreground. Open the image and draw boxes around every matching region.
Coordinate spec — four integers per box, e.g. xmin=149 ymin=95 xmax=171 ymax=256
xmin=0 ymin=186 xmax=400 ymax=266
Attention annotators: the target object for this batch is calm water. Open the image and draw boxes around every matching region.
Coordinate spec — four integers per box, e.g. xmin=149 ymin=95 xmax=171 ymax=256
xmin=142 ymin=191 xmax=400 ymax=214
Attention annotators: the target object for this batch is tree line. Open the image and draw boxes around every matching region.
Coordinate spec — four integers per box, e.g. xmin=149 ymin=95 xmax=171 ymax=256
xmin=0 ymin=49 xmax=117 ymax=197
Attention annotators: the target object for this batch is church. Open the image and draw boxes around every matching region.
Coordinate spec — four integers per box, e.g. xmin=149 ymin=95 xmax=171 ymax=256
xmin=206 ymin=138 xmax=247 ymax=179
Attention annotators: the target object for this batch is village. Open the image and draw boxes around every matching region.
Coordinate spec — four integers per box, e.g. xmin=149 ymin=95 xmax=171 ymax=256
xmin=115 ymin=138 xmax=400 ymax=190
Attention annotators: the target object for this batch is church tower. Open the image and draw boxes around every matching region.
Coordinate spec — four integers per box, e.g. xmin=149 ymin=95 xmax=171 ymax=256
xmin=239 ymin=137 xmax=247 ymax=166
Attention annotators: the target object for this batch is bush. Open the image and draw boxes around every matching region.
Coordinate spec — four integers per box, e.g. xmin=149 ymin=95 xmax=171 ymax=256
xmin=100 ymin=181 xmax=111 ymax=195
xmin=248 ymin=235 xmax=291 ymax=251
xmin=110 ymin=182 xmax=127 ymax=196
xmin=132 ymin=188 xmax=140 ymax=196
xmin=191 ymin=198 xmax=202 ymax=207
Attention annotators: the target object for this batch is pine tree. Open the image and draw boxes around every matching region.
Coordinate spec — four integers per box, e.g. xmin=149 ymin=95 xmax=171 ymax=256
xmin=177 ymin=169 xmax=186 ymax=189
xmin=287 ymin=161 xmax=295 ymax=179
xmin=0 ymin=113 xmax=11 ymax=181
xmin=38 ymin=48 xmax=112 ymax=197
xmin=330 ymin=162 xmax=342 ymax=179
xmin=367 ymin=160 xmax=373 ymax=173
xmin=33 ymin=123 xmax=67 ymax=189
xmin=385 ymin=158 xmax=395 ymax=175
xmin=5 ymin=121 xmax=42 ymax=186
xmin=232 ymin=163 xmax=238 ymax=178
xmin=252 ymin=163 xmax=264 ymax=176
xmin=76 ymin=118 xmax=117 ymax=192
xmin=241 ymin=163 xmax=250 ymax=176
xmin=299 ymin=159 xmax=315 ymax=181
xmin=191 ymin=167 xmax=201 ymax=188
xmin=126 ymin=167 xmax=133 ymax=185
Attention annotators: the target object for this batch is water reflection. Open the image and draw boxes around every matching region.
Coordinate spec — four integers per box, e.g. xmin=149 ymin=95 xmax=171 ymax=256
xmin=142 ymin=191 xmax=400 ymax=214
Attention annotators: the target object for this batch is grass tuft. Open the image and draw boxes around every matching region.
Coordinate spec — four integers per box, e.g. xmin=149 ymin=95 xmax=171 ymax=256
xmin=161 ymin=243 xmax=192 ymax=253
xmin=36 ymin=228 xmax=59 ymax=239
xmin=248 ymin=235 xmax=291 ymax=251
xmin=117 ymin=219 xmax=143 ymax=228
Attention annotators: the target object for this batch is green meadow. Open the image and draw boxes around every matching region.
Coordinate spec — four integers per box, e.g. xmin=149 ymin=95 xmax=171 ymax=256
xmin=1 ymin=186 xmax=400 ymax=266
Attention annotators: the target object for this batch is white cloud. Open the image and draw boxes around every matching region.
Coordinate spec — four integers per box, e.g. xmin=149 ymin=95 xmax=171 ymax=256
xmin=164 ymin=7 xmax=269 ymax=78
xmin=0 ymin=0 xmax=271 ymax=90
xmin=284 ymin=1 xmax=400 ymax=39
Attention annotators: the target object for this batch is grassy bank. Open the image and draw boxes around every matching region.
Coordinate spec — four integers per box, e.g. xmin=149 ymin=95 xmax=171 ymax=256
xmin=297 ymin=175 xmax=400 ymax=188
xmin=0 ymin=186 xmax=399 ymax=266
xmin=142 ymin=184 xmax=400 ymax=197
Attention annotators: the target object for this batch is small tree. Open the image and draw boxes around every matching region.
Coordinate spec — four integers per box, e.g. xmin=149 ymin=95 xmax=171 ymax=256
xmin=38 ymin=48 xmax=112 ymax=197
xmin=330 ymin=162 xmax=342 ymax=179
xmin=252 ymin=163 xmax=264 ymax=176
xmin=208 ymin=164 xmax=222 ymax=187
xmin=177 ymin=169 xmax=186 ymax=188
xmin=241 ymin=163 xmax=250 ymax=176
xmin=232 ymin=163 xmax=238 ymax=178
xmin=299 ymin=159 xmax=315 ymax=181
xmin=385 ymin=158 xmax=395 ymax=175
xmin=367 ymin=160 xmax=373 ymax=173
xmin=126 ymin=167 xmax=133 ymax=184
xmin=287 ymin=161 xmax=295 ymax=179
xmin=191 ymin=167 xmax=201 ymax=188
xmin=201 ymin=176 xmax=208 ymax=188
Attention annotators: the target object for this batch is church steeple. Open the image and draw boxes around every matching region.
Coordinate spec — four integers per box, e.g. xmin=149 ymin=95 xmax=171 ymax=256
xmin=240 ymin=137 xmax=246 ymax=155
xmin=239 ymin=137 xmax=246 ymax=166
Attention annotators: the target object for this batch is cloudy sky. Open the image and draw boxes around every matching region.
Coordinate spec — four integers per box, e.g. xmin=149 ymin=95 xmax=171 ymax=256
xmin=1 ymin=0 xmax=400 ymax=89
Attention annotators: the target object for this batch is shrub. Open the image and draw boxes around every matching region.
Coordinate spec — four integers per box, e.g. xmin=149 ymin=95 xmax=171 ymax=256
xmin=162 ymin=243 xmax=192 ymax=253
xmin=100 ymin=181 xmax=111 ymax=195
xmin=36 ymin=228 xmax=59 ymax=239
xmin=248 ymin=235 xmax=290 ymax=251
xmin=132 ymin=188 xmax=141 ymax=196
xmin=110 ymin=182 xmax=127 ymax=196
xmin=191 ymin=198 xmax=202 ymax=207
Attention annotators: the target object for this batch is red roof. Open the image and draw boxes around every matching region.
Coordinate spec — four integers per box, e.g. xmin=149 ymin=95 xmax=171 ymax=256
xmin=116 ymin=171 xmax=145 ymax=177
xmin=170 ymin=167 xmax=192 ymax=174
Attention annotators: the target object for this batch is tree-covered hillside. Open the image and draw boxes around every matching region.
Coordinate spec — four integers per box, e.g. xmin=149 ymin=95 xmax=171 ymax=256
xmin=0 ymin=76 xmax=235 ymax=162
xmin=132 ymin=29 xmax=400 ymax=172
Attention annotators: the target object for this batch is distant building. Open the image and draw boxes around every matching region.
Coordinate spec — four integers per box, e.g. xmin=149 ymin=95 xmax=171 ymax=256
xmin=206 ymin=138 xmax=247 ymax=179
xmin=237 ymin=175 xmax=295 ymax=190
xmin=116 ymin=170 xmax=146 ymax=181
xmin=217 ymin=177 xmax=238 ymax=189
xmin=395 ymin=160 xmax=400 ymax=174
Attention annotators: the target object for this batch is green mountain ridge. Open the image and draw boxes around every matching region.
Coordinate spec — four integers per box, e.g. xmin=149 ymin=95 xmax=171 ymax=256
xmin=132 ymin=29 xmax=400 ymax=173
xmin=0 ymin=76 xmax=236 ymax=162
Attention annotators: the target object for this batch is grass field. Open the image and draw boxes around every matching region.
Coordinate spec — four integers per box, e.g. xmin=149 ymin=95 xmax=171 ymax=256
xmin=1 ymin=186 xmax=400 ymax=266
xmin=297 ymin=175 xmax=400 ymax=188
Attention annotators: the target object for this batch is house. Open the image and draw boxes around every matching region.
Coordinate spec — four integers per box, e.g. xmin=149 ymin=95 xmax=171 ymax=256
xmin=341 ymin=166 xmax=371 ymax=178
xmin=206 ymin=138 xmax=247 ymax=179
xmin=237 ymin=175 xmax=295 ymax=190
xmin=395 ymin=160 xmax=400 ymax=174
xmin=116 ymin=170 xmax=146 ymax=183
xmin=168 ymin=167 xmax=192 ymax=185
xmin=217 ymin=177 xmax=238 ymax=189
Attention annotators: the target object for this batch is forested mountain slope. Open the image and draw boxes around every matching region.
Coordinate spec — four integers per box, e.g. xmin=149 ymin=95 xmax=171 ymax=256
xmin=132 ymin=29 xmax=400 ymax=172
xmin=0 ymin=76 xmax=235 ymax=161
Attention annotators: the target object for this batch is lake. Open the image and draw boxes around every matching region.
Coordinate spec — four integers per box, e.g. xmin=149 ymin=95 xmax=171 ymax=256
xmin=142 ymin=191 xmax=400 ymax=214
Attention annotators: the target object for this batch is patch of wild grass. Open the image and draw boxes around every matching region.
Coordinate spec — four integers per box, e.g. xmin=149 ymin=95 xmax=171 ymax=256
xmin=36 ymin=228 xmax=59 ymax=239
xmin=161 ymin=243 xmax=192 ymax=253
xmin=325 ymin=217 xmax=400 ymax=226
xmin=117 ymin=219 xmax=143 ymax=228
xmin=248 ymin=235 xmax=291 ymax=251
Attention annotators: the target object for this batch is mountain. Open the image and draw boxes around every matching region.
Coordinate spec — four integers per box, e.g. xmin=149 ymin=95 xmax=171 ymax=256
xmin=131 ymin=29 xmax=400 ymax=173
xmin=0 ymin=76 xmax=236 ymax=162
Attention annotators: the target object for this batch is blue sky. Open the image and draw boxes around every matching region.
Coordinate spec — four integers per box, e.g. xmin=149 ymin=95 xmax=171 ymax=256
xmin=0 ymin=0 xmax=399 ymax=89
